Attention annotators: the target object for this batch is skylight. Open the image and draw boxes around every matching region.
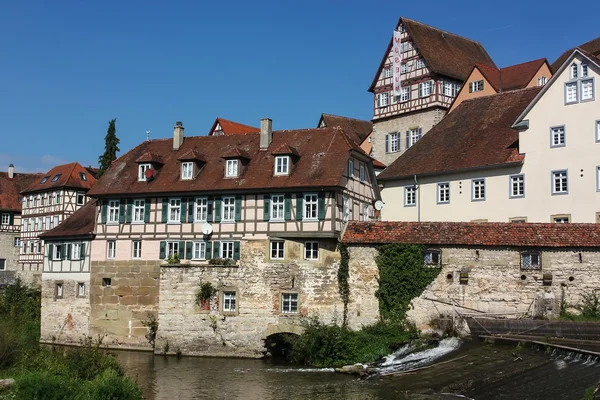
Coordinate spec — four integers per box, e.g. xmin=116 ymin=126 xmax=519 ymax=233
xmin=51 ymin=174 xmax=61 ymax=182
xmin=80 ymin=172 xmax=87 ymax=181
xmin=40 ymin=176 xmax=49 ymax=184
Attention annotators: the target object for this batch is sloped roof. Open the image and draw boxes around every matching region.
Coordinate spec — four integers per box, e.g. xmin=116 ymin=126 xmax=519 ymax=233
xmin=472 ymin=58 xmax=548 ymax=93
xmin=88 ymin=127 xmax=368 ymax=196
xmin=343 ymin=221 xmax=600 ymax=248
xmin=476 ymin=63 xmax=502 ymax=91
xmin=378 ymin=87 xmax=542 ymax=181
xmin=39 ymin=200 xmax=97 ymax=239
xmin=551 ymin=36 xmax=600 ymax=73
xmin=209 ymin=118 xmax=260 ymax=136
xmin=0 ymin=171 xmax=44 ymax=212
xmin=21 ymin=162 xmax=97 ymax=194
xmin=369 ymin=17 xmax=496 ymax=91
xmin=318 ymin=114 xmax=373 ymax=145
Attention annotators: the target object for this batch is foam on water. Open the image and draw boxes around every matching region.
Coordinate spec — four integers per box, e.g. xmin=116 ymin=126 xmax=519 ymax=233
xmin=376 ymin=337 xmax=462 ymax=374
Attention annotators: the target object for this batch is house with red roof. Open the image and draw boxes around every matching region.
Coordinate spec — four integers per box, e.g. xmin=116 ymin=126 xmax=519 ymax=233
xmin=208 ymin=117 xmax=260 ymax=136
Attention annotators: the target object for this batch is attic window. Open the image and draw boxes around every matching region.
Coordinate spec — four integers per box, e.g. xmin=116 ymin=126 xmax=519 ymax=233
xmin=469 ymin=80 xmax=484 ymax=93
xmin=79 ymin=172 xmax=87 ymax=181
xmin=214 ymin=129 xmax=223 ymax=136
xmin=138 ymin=164 xmax=151 ymax=181
xmin=226 ymin=159 xmax=239 ymax=178
xmin=40 ymin=176 xmax=49 ymax=184
xmin=274 ymin=156 xmax=289 ymax=175
xmin=51 ymin=174 xmax=61 ymax=182
xmin=181 ymin=162 xmax=193 ymax=180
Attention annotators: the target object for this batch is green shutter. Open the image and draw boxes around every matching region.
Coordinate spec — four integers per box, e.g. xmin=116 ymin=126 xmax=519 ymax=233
xmin=48 ymin=244 xmax=53 ymax=258
xmin=185 ymin=241 xmax=193 ymax=260
xmin=263 ymin=195 xmax=270 ymax=221
xmin=214 ymin=198 xmax=222 ymax=222
xmin=80 ymin=243 xmax=85 ymax=259
xmin=180 ymin=198 xmax=187 ymax=223
xmin=178 ymin=241 xmax=185 ymax=259
xmin=101 ymin=200 xmax=107 ymax=224
xmin=213 ymin=241 xmax=220 ymax=259
xmin=66 ymin=244 xmax=71 ymax=260
xmin=187 ymin=198 xmax=194 ymax=222
xmin=144 ymin=198 xmax=151 ymax=223
xmin=284 ymin=194 xmax=292 ymax=221
xmin=295 ymin=194 xmax=303 ymax=220
xmin=9 ymin=213 xmax=14 ymax=226
xmin=126 ymin=201 xmax=132 ymax=223
xmin=159 ymin=241 xmax=166 ymax=259
xmin=318 ymin=193 xmax=326 ymax=220
xmin=234 ymin=195 xmax=242 ymax=222
xmin=233 ymin=241 xmax=240 ymax=260
xmin=61 ymin=245 xmax=67 ymax=260
xmin=207 ymin=199 xmax=214 ymax=222
xmin=206 ymin=241 xmax=212 ymax=259
xmin=161 ymin=199 xmax=168 ymax=223
xmin=119 ymin=199 xmax=126 ymax=223
xmin=469 ymin=83 xmax=473 ymax=93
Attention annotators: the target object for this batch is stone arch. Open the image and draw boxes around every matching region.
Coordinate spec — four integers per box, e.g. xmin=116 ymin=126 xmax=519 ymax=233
xmin=261 ymin=323 xmax=304 ymax=340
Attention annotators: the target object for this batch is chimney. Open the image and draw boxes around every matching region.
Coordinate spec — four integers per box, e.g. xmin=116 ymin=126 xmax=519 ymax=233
xmin=173 ymin=121 xmax=184 ymax=151
xmin=8 ymin=164 xmax=14 ymax=179
xmin=260 ymin=118 xmax=273 ymax=150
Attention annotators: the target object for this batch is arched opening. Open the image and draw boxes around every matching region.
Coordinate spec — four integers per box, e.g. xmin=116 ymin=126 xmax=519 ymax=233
xmin=264 ymin=332 xmax=298 ymax=358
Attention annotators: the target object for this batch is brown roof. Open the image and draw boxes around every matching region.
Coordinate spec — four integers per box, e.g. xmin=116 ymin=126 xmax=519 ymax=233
xmin=369 ymin=17 xmax=496 ymax=91
xmin=342 ymin=221 xmax=600 ymax=248
xmin=209 ymin=118 xmax=260 ymax=136
xmin=318 ymin=114 xmax=373 ymax=145
xmin=88 ymin=127 xmax=366 ymax=196
xmin=551 ymin=36 xmax=600 ymax=73
xmin=472 ymin=58 xmax=548 ymax=92
xmin=21 ymin=162 xmax=97 ymax=194
xmin=0 ymin=171 xmax=44 ymax=212
xmin=377 ymin=87 xmax=541 ymax=181
xmin=476 ymin=63 xmax=501 ymax=91
xmin=39 ymin=200 xmax=97 ymax=239
xmin=372 ymin=159 xmax=386 ymax=169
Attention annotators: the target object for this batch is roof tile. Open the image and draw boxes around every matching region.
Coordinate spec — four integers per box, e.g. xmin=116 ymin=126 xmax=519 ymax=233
xmin=0 ymin=171 xmax=44 ymax=212
xmin=21 ymin=162 xmax=96 ymax=194
xmin=39 ymin=200 xmax=97 ymax=239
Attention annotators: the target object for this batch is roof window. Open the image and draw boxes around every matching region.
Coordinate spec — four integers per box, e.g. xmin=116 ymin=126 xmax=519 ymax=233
xmin=40 ymin=176 xmax=49 ymax=184
xmin=51 ymin=174 xmax=62 ymax=182
xmin=79 ymin=172 xmax=87 ymax=181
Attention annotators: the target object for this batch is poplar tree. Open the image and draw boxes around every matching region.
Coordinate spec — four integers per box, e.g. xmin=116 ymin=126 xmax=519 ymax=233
xmin=97 ymin=118 xmax=120 ymax=178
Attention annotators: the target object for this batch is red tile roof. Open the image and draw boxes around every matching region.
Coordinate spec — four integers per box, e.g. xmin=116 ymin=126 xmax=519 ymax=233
xmin=0 ymin=171 xmax=44 ymax=212
xmin=88 ymin=127 xmax=367 ymax=197
xmin=21 ymin=162 xmax=97 ymax=194
xmin=473 ymin=59 xmax=548 ymax=92
xmin=209 ymin=118 xmax=260 ymax=136
xmin=377 ymin=87 xmax=541 ymax=181
xmin=135 ymin=152 xmax=165 ymax=164
xmin=551 ymin=36 xmax=600 ymax=73
xmin=343 ymin=221 xmax=600 ymax=248
xmin=369 ymin=17 xmax=496 ymax=91
xmin=476 ymin=63 xmax=501 ymax=91
xmin=372 ymin=159 xmax=386 ymax=169
xmin=39 ymin=200 xmax=97 ymax=239
xmin=318 ymin=114 xmax=373 ymax=146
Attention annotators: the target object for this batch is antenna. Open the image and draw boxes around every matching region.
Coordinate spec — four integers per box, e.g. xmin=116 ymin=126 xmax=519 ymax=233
xmin=146 ymin=130 xmax=151 ymax=141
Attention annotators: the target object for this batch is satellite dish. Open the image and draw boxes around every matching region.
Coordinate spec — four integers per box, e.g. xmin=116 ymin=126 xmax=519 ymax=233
xmin=144 ymin=168 xmax=155 ymax=181
xmin=201 ymin=223 xmax=213 ymax=236
xmin=374 ymin=200 xmax=384 ymax=211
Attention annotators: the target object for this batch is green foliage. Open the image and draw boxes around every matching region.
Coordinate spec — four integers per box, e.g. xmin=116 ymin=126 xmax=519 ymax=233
xmin=97 ymin=118 xmax=120 ymax=178
xmin=0 ymin=278 xmax=41 ymax=322
xmin=337 ymin=243 xmax=350 ymax=328
xmin=196 ymin=282 xmax=217 ymax=306
xmin=141 ymin=313 xmax=158 ymax=348
xmin=78 ymin=369 xmax=142 ymax=400
xmin=167 ymin=253 xmax=180 ymax=264
xmin=12 ymin=371 xmax=78 ymax=400
xmin=208 ymin=258 xmax=236 ymax=266
xmin=288 ymin=317 xmax=417 ymax=367
xmin=375 ymin=244 xmax=441 ymax=321
xmin=579 ymin=291 xmax=600 ymax=319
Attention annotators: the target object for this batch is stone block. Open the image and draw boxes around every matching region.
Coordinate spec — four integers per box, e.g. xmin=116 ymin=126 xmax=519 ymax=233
xmin=118 ymin=296 xmax=138 ymax=306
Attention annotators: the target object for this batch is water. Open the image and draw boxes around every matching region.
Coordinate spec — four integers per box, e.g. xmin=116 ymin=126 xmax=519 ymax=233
xmin=115 ymin=341 xmax=600 ymax=400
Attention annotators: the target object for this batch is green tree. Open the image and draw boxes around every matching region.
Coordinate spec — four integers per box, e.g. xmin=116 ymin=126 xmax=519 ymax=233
xmin=97 ymin=118 xmax=120 ymax=178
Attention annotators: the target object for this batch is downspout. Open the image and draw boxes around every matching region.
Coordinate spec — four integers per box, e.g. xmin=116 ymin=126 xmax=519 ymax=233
xmin=414 ymin=174 xmax=420 ymax=222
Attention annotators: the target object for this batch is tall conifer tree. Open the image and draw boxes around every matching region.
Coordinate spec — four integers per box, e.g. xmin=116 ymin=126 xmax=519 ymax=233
xmin=98 ymin=118 xmax=120 ymax=177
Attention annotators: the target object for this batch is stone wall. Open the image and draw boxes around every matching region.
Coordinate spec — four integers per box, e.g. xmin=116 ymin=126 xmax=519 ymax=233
xmin=0 ymin=232 xmax=19 ymax=281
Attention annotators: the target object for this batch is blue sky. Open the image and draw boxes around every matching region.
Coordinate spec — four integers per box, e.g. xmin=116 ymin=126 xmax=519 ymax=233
xmin=1 ymin=0 xmax=598 ymax=173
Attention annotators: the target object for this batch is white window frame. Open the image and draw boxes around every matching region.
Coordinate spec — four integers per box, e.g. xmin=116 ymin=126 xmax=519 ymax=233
xmin=55 ymin=192 xmax=61 ymax=204
xmin=270 ymin=194 xmax=285 ymax=221
xmin=303 ymin=194 xmax=318 ymax=220
xmin=168 ymin=198 xmax=181 ymax=223
xmin=281 ymin=292 xmax=298 ymax=314
xmin=521 ymin=252 xmax=541 ymax=270
xmin=195 ymin=197 xmax=208 ymax=222
xmin=424 ymin=250 xmax=441 ymax=265
xmin=107 ymin=200 xmax=120 ymax=224
xmin=470 ymin=80 xmax=484 ymax=92
xmin=359 ymin=164 xmax=366 ymax=182
xmin=409 ymin=128 xmax=421 ymax=147
xmin=221 ymin=241 xmax=234 ymax=259
xmin=377 ymin=92 xmax=389 ymax=108
xmin=275 ymin=156 xmax=290 ymax=175
xmin=192 ymin=241 xmax=206 ymax=260
xmin=404 ymin=186 xmax=416 ymax=207
xmin=270 ymin=240 xmax=285 ymax=260
xmin=56 ymin=283 xmax=63 ymax=298
xmin=348 ymin=159 xmax=354 ymax=177
xmin=52 ymin=244 xmax=63 ymax=261
xmin=553 ymin=216 xmax=570 ymax=223
xmin=0 ymin=213 xmax=9 ymax=225
xmin=550 ymin=126 xmax=566 ymax=147
xmin=166 ymin=241 xmax=179 ymax=258
xmin=597 ymin=166 xmax=600 ymax=191
xmin=23 ymin=220 xmax=28 ymax=232
xmin=71 ymin=243 xmax=81 ymax=260
xmin=222 ymin=196 xmax=235 ymax=222
xmin=401 ymin=63 xmax=408 ymax=74
xmin=570 ymin=63 xmax=578 ymax=79
xmin=537 ymin=76 xmax=547 ymax=86
xmin=510 ymin=174 xmax=525 ymax=198
xmin=132 ymin=199 xmax=145 ymax=223
xmin=223 ymin=291 xmax=237 ymax=313
xmin=552 ymin=170 xmax=568 ymax=195
xmin=107 ymin=240 xmax=116 ymax=259
xmin=596 ymin=120 xmax=600 ymax=143
xmin=437 ymin=182 xmax=450 ymax=204
xmin=581 ymin=78 xmax=594 ymax=101
xmin=181 ymin=162 xmax=194 ymax=180
xmin=226 ymin=159 xmax=239 ymax=178
xmin=138 ymin=164 xmax=151 ymax=181
xmin=472 ymin=179 xmax=486 ymax=201
xmin=304 ymin=241 xmax=319 ymax=261
xmin=565 ymin=82 xmax=578 ymax=103
xmin=389 ymin=132 xmax=400 ymax=153
xmin=398 ymin=86 xmax=410 ymax=102
xmin=132 ymin=240 xmax=142 ymax=259
xmin=343 ymin=196 xmax=350 ymax=222
xmin=383 ymin=67 xmax=392 ymax=78
xmin=37 ymin=217 xmax=42 ymax=231
xmin=363 ymin=203 xmax=371 ymax=222
xmin=77 ymin=192 xmax=85 ymax=205
xmin=0 ymin=259 xmax=5 ymax=270
xmin=582 ymin=63 xmax=589 ymax=77
xmin=415 ymin=59 xmax=425 ymax=69
xmin=53 ymin=216 xmax=59 ymax=229
xmin=419 ymin=81 xmax=433 ymax=97
xmin=45 ymin=216 xmax=51 ymax=230
xmin=443 ymin=81 xmax=459 ymax=97
xmin=78 ymin=283 xmax=86 ymax=297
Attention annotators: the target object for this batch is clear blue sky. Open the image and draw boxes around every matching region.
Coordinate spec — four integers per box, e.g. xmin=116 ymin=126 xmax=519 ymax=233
xmin=1 ymin=0 xmax=598 ymax=173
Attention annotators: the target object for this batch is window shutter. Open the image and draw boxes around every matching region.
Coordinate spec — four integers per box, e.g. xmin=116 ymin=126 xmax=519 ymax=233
xmin=417 ymin=128 xmax=422 ymax=139
xmin=284 ymin=194 xmax=292 ymax=221
xmin=119 ymin=199 xmax=126 ymax=224
xmin=187 ymin=198 xmax=194 ymax=222
xmin=263 ymin=195 xmax=270 ymax=221
xmin=61 ymin=245 xmax=67 ymax=260
xmin=48 ymin=244 xmax=53 ymax=258
xmin=469 ymin=82 xmax=473 ymax=93
xmin=161 ymin=199 xmax=168 ymax=223
xmin=144 ymin=198 xmax=151 ymax=223
xmin=214 ymin=198 xmax=222 ymax=222
xmin=66 ymin=244 xmax=71 ymax=260
xmin=178 ymin=241 xmax=185 ymax=258
xmin=206 ymin=241 xmax=212 ymax=259
xmin=213 ymin=241 xmax=220 ymax=259
xmin=233 ymin=241 xmax=240 ymax=260
xmin=318 ymin=193 xmax=326 ymax=220
xmin=180 ymin=198 xmax=187 ymax=223
xmin=234 ymin=195 xmax=242 ymax=222
xmin=405 ymin=131 xmax=410 ymax=149
xmin=101 ymin=200 xmax=107 ymax=224
xmin=9 ymin=213 xmax=14 ymax=226
xmin=385 ymin=134 xmax=390 ymax=153
xmin=296 ymin=194 xmax=303 ymax=220
xmin=207 ymin=199 xmax=214 ymax=222
xmin=159 ymin=241 xmax=166 ymax=259
xmin=185 ymin=242 xmax=193 ymax=260
xmin=80 ymin=243 xmax=85 ymax=259
xmin=126 ymin=201 xmax=132 ymax=223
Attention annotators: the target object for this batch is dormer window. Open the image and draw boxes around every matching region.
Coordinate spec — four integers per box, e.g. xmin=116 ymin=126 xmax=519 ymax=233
xmin=79 ymin=172 xmax=87 ymax=181
xmin=40 ymin=176 xmax=49 ymax=184
xmin=214 ymin=129 xmax=223 ymax=136
xmin=582 ymin=63 xmax=588 ymax=77
xmin=570 ymin=63 xmax=578 ymax=79
xmin=138 ymin=164 xmax=151 ymax=181
xmin=274 ymin=156 xmax=289 ymax=175
xmin=226 ymin=159 xmax=239 ymax=178
xmin=51 ymin=174 xmax=61 ymax=182
xmin=181 ymin=162 xmax=193 ymax=180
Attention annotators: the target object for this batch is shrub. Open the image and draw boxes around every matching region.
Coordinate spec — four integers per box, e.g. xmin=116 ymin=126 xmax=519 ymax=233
xmin=78 ymin=369 xmax=142 ymax=400
xmin=13 ymin=371 xmax=78 ymax=400
xmin=579 ymin=291 xmax=600 ymax=320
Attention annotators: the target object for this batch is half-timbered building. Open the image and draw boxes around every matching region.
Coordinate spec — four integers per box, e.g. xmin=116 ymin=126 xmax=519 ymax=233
xmin=208 ymin=117 xmax=260 ymax=136
xmin=369 ymin=17 xmax=495 ymax=166
xmin=19 ymin=162 xmax=97 ymax=277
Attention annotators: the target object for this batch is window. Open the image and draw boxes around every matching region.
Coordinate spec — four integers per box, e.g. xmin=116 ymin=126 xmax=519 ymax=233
xmin=72 ymin=243 xmax=81 ymax=260
xmin=56 ymin=283 xmax=63 ymax=299
xmin=553 ymin=215 xmax=570 ymax=223
xmin=510 ymin=175 xmax=525 ymax=198
xmin=388 ymin=132 xmax=400 ymax=153
xmin=221 ymin=241 xmax=234 ymax=259
xmin=443 ymin=81 xmax=460 ymax=97
xmin=582 ymin=63 xmax=589 ymax=77
xmin=597 ymin=121 xmax=600 ymax=142
xmin=33 ymin=196 xmax=38 ymax=207
xmin=132 ymin=241 xmax=142 ymax=259
xmin=53 ymin=245 xmax=63 ymax=261
xmin=303 ymin=194 xmax=318 ymax=220
xmin=437 ymin=182 xmax=450 ymax=204
xmin=223 ymin=291 xmax=237 ymax=313
xmin=138 ymin=164 xmax=151 ymax=181
xmin=79 ymin=172 xmax=87 ymax=181
xmin=40 ymin=176 xmax=49 ymax=184
xmin=222 ymin=196 xmax=235 ymax=222
xmin=565 ymin=82 xmax=578 ymax=103
xmin=53 ymin=216 xmax=59 ymax=228
xmin=304 ymin=241 xmax=319 ymax=260
xmin=281 ymin=293 xmax=298 ymax=314
xmin=41 ymin=194 xmax=46 ymax=206
xmin=14 ymin=237 xmax=20 ymax=247
xmin=77 ymin=193 xmax=85 ymax=205
xmin=401 ymin=63 xmax=408 ymax=74
xmin=181 ymin=162 xmax=193 ymax=179
xmin=469 ymin=80 xmax=484 ymax=93
xmin=107 ymin=241 xmax=116 ymax=259
xmin=343 ymin=196 xmax=350 ymax=222
xmin=408 ymin=128 xmax=422 ymax=147
xmin=270 ymin=195 xmax=285 ymax=221
xmin=102 ymin=278 xmax=111 ymax=287
xmin=510 ymin=218 xmax=527 ymax=223
xmin=226 ymin=159 xmax=239 ymax=177
xmin=397 ymin=86 xmax=410 ymax=102
xmin=51 ymin=174 xmax=61 ymax=182
xmin=383 ymin=67 xmax=392 ymax=78
xmin=363 ymin=203 xmax=371 ymax=221
xmin=166 ymin=241 xmax=179 ymax=258
xmin=55 ymin=191 xmax=61 ymax=204
xmin=376 ymin=92 xmax=389 ymax=107
xmin=192 ymin=241 xmax=206 ymax=260
xmin=415 ymin=59 xmax=425 ymax=69
xmin=359 ymin=164 xmax=366 ymax=182
xmin=168 ymin=198 xmax=181 ymax=222
xmin=37 ymin=218 xmax=42 ymax=230
xmin=47 ymin=216 xmax=52 ymax=229
xmin=521 ymin=252 xmax=541 ymax=270
xmin=270 ymin=240 xmax=285 ymax=260
xmin=550 ymin=126 xmax=566 ymax=147
xmin=195 ymin=197 xmax=208 ymax=222
xmin=419 ymin=81 xmax=433 ymax=97
xmin=472 ymin=179 xmax=485 ymax=201
xmin=78 ymin=283 xmax=85 ymax=297
xmin=424 ymin=250 xmax=440 ymax=265
xmin=348 ymin=159 xmax=354 ymax=177
xmin=30 ymin=242 xmax=34 ymax=254
xmin=23 ymin=220 xmax=28 ymax=232
xmin=275 ymin=156 xmax=289 ymax=175
xmin=552 ymin=170 xmax=568 ymax=194
xmin=581 ymin=79 xmax=594 ymax=101
xmin=570 ymin=63 xmax=578 ymax=79
xmin=537 ymin=76 xmax=548 ymax=86
xmin=597 ymin=166 xmax=600 ymax=191
xmin=0 ymin=259 xmax=5 ymax=270
xmin=132 ymin=199 xmax=145 ymax=223
xmin=108 ymin=200 xmax=120 ymax=223
xmin=404 ymin=186 xmax=416 ymax=206
xmin=0 ymin=213 xmax=8 ymax=225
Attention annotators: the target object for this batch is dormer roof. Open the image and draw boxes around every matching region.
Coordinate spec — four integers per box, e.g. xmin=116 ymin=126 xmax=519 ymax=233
xmin=21 ymin=162 xmax=97 ymax=194
xmin=271 ymin=144 xmax=300 ymax=157
xmin=135 ymin=152 xmax=164 ymax=164
xmin=177 ymin=149 xmax=206 ymax=163
xmin=221 ymin=148 xmax=251 ymax=160
xmin=209 ymin=118 xmax=260 ymax=136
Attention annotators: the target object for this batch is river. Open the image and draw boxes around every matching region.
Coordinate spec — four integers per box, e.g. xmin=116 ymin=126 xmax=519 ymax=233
xmin=115 ymin=340 xmax=600 ymax=400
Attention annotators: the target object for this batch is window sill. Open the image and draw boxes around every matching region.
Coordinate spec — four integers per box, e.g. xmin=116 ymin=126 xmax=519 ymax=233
xmin=303 ymin=258 xmax=320 ymax=262
xmin=193 ymin=220 xmax=208 ymax=224
xmin=404 ymin=204 xmax=416 ymax=207
xmin=551 ymin=192 xmax=569 ymax=196
xmin=269 ymin=219 xmax=285 ymax=223
xmin=167 ymin=221 xmax=181 ymax=224
xmin=106 ymin=222 xmax=120 ymax=225
xmin=302 ymin=218 xmax=318 ymax=222
xmin=220 ymin=220 xmax=235 ymax=224
xmin=580 ymin=98 xmax=595 ymax=103
xmin=273 ymin=173 xmax=290 ymax=176
xmin=550 ymin=144 xmax=566 ymax=148
xmin=509 ymin=195 xmax=525 ymax=199
xmin=471 ymin=199 xmax=486 ymax=202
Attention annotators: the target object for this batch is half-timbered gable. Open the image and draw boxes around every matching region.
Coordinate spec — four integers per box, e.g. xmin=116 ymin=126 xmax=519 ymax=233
xmin=208 ymin=117 xmax=260 ymax=136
